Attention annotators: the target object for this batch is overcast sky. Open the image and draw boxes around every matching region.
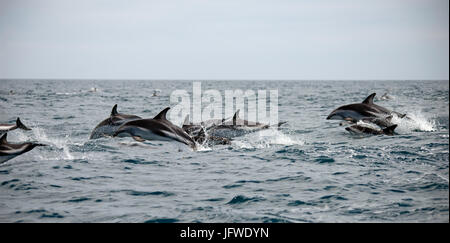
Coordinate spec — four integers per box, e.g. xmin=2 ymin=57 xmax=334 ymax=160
xmin=0 ymin=0 xmax=448 ymax=80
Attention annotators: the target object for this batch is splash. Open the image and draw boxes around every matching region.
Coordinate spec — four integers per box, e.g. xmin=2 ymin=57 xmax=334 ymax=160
xmin=233 ymin=128 xmax=304 ymax=149
xmin=195 ymin=143 xmax=212 ymax=152
xmin=17 ymin=127 xmax=76 ymax=160
xmin=391 ymin=111 xmax=436 ymax=133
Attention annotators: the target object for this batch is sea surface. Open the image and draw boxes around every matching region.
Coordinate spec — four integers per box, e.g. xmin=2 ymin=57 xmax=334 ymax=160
xmin=0 ymin=80 xmax=448 ymax=223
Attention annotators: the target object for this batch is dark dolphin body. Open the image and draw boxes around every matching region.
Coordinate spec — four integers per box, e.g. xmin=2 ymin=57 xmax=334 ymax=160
xmin=182 ymin=115 xmax=231 ymax=145
xmin=0 ymin=118 xmax=31 ymax=135
xmin=206 ymin=109 xmax=287 ymax=139
xmin=113 ymin=107 xmax=197 ymax=149
xmin=188 ymin=126 xmax=232 ymax=146
xmin=361 ymin=115 xmax=395 ymax=128
xmin=90 ymin=104 xmax=142 ymax=139
xmin=345 ymin=124 xmax=398 ymax=136
xmin=326 ymin=93 xmax=406 ymax=124
xmin=0 ymin=133 xmax=47 ymax=164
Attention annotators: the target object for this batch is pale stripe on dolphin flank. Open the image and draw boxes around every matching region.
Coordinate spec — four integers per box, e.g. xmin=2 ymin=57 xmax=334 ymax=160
xmin=113 ymin=107 xmax=197 ymax=149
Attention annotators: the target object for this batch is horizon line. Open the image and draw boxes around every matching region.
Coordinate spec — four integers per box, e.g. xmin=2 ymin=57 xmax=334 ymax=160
xmin=0 ymin=78 xmax=448 ymax=82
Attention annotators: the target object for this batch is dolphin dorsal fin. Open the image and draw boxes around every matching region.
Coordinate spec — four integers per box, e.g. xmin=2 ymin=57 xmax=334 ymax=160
xmin=362 ymin=93 xmax=376 ymax=104
xmin=154 ymin=107 xmax=170 ymax=120
xmin=111 ymin=104 xmax=119 ymax=116
xmin=183 ymin=114 xmax=190 ymax=126
xmin=383 ymin=124 xmax=397 ymax=135
xmin=0 ymin=133 xmax=7 ymax=144
xmin=233 ymin=109 xmax=240 ymax=124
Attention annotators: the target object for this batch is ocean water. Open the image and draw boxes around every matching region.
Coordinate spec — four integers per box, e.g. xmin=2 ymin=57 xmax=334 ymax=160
xmin=0 ymin=80 xmax=448 ymax=223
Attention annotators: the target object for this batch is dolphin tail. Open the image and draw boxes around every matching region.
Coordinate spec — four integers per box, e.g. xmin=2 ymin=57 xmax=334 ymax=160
xmin=382 ymin=124 xmax=397 ymax=135
xmin=16 ymin=118 xmax=31 ymax=131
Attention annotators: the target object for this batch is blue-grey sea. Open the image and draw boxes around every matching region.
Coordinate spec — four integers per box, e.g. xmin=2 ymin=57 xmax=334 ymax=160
xmin=0 ymin=80 xmax=448 ymax=223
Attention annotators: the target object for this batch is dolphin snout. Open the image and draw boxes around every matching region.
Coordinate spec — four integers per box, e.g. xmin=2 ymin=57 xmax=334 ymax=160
xmin=326 ymin=112 xmax=335 ymax=120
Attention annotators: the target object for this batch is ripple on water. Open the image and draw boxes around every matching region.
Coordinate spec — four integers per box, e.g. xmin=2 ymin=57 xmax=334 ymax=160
xmin=287 ymin=200 xmax=314 ymax=206
xmin=121 ymin=159 xmax=159 ymax=165
xmin=315 ymin=156 xmax=335 ymax=163
xmin=123 ymin=190 xmax=175 ymax=197
xmin=227 ymin=195 xmax=266 ymax=205
xmin=144 ymin=218 xmax=179 ymax=223
xmin=223 ymin=179 xmax=262 ymax=189
xmin=66 ymin=197 xmax=92 ymax=203
xmin=0 ymin=179 xmax=37 ymax=191
xmin=40 ymin=213 xmax=65 ymax=219
xmin=317 ymin=195 xmax=348 ymax=203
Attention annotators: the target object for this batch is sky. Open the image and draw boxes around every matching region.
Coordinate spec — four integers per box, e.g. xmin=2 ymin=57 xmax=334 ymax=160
xmin=0 ymin=0 xmax=448 ymax=80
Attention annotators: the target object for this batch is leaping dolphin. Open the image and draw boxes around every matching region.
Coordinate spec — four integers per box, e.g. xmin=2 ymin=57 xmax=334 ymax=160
xmin=113 ymin=107 xmax=197 ymax=149
xmin=345 ymin=124 xmax=398 ymax=136
xmin=326 ymin=93 xmax=406 ymax=123
xmin=181 ymin=114 xmax=225 ymax=136
xmin=0 ymin=118 xmax=31 ymax=135
xmin=90 ymin=104 xmax=142 ymax=139
xmin=182 ymin=114 xmax=232 ymax=145
xmin=206 ymin=109 xmax=287 ymax=139
xmin=0 ymin=133 xmax=47 ymax=163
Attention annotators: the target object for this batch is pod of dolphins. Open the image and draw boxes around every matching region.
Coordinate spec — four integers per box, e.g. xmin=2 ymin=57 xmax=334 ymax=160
xmin=1 ymin=92 xmax=408 ymax=163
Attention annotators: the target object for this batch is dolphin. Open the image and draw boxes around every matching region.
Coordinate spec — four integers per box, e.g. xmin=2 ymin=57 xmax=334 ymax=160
xmin=182 ymin=114 xmax=220 ymax=137
xmin=90 ymin=104 xmax=142 ymax=139
xmin=345 ymin=124 xmax=398 ymax=136
xmin=379 ymin=92 xmax=393 ymax=100
xmin=182 ymin=114 xmax=230 ymax=131
xmin=182 ymin=114 xmax=231 ymax=145
xmin=361 ymin=115 xmax=395 ymax=128
xmin=113 ymin=107 xmax=197 ymax=149
xmin=206 ymin=109 xmax=287 ymax=139
xmin=326 ymin=93 xmax=406 ymax=123
xmin=0 ymin=118 xmax=31 ymax=135
xmin=189 ymin=126 xmax=232 ymax=146
xmin=0 ymin=133 xmax=47 ymax=163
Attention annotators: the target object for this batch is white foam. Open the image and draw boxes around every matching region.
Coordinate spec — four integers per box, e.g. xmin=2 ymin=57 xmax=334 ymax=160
xmin=233 ymin=128 xmax=304 ymax=149
xmin=17 ymin=127 xmax=77 ymax=160
xmin=196 ymin=143 xmax=212 ymax=152
xmin=391 ymin=111 xmax=436 ymax=133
